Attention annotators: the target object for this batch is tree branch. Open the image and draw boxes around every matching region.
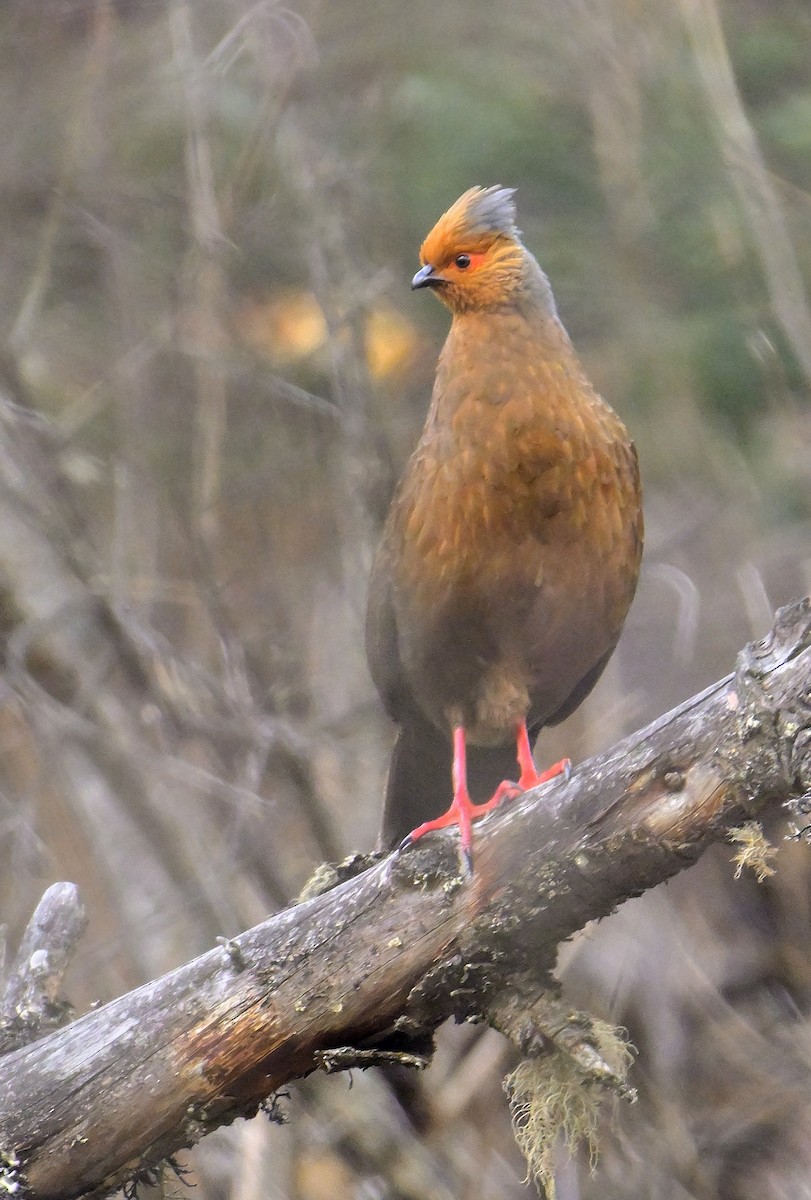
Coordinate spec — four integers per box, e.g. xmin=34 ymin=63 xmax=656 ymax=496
xmin=0 ymin=883 xmax=87 ymax=1055
xmin=1 ymin=599 xmax=809 ymax=1200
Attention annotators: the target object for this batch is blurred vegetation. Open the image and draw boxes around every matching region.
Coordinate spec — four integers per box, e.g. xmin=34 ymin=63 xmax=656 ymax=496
xmin=1 ymin=0 xmax=811 ymax=1197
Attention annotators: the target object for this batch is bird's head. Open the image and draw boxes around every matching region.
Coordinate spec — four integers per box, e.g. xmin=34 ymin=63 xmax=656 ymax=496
xmin=412 ymin=186 xmax=542 ymax=315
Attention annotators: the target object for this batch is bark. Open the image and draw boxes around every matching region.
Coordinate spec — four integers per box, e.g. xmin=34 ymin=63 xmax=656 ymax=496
xmin=1 ymin=598 xmax=810 ymax=1200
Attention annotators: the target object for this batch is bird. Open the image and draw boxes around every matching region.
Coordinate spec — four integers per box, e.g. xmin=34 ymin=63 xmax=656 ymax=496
xmin=365 ymin=186 xmax=643 ymax=871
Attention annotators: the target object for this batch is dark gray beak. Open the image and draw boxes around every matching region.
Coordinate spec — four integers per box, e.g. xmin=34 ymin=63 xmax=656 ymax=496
xmin=411 ymin=263 xmax=437 ymax=290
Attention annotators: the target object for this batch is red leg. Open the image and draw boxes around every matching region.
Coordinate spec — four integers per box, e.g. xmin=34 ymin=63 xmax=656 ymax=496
xmin=515 ymin=720 xmax=571 ymax=789
xmin=402 ymin=722 xmax=571 ymax=873
xmin=405 ymin=726 xmax=476 ymax=871
xmin=472 ymin=720 xmax=572 ymax=812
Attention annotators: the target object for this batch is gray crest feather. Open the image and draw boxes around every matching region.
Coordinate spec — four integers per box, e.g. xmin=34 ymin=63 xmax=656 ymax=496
xmin=462 ymin=186 xmax=520 ymax=239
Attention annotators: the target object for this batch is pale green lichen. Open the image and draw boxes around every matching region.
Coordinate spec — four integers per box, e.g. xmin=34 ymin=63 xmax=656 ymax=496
xmin=504 ymin=1018 xmax=633 ymax=1198
xmin=729 ymin=821 xmax=777 ymax=883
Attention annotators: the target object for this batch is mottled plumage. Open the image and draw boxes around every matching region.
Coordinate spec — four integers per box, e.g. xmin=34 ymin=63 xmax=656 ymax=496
xmin=366 ymin=187 xmax=643 ymax=863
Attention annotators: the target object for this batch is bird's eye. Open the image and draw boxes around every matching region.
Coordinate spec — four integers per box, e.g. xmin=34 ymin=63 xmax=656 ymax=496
xmin=454 ymin=253 xmax=471 ymax=269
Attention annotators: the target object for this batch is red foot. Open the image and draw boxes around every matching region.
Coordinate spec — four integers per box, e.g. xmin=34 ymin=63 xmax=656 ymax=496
xmin=482 ymin=755 xmax=572 ymax=812
xmin=401 ymin=722 xmax=572 ymax=874
xmin=480 ymin=721 xmax=571 ymax=812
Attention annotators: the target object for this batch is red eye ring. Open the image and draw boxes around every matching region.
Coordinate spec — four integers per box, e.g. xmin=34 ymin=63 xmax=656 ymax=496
xmin=452 ymin=251 xmax=486 ymax=272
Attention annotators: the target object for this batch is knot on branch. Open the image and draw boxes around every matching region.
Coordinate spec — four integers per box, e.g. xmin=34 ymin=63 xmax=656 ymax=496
xmin=734 ymin=598 xmax=811 ymax=799
xmin=490 ymin=987 xmax=635 ymax=1099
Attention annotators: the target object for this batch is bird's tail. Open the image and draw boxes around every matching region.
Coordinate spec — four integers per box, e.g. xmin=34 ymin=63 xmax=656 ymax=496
xmin=377 ymin=715 xmax=523 ymax=851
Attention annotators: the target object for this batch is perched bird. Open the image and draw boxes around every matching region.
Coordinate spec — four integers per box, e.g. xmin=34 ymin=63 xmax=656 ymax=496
xmin=366 ymin=186 xmax=643 ymax=869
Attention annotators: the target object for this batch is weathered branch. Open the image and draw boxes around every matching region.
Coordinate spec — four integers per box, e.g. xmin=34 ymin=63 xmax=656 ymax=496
xmin=1 ymin=599 xmax=809 ymax=1200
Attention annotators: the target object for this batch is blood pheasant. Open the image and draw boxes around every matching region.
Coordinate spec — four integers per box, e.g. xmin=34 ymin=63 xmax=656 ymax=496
xmin=366 ymin=186 xmax=643 ymax=870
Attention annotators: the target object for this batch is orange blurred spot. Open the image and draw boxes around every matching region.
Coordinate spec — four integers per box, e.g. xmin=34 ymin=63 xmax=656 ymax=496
xmin=235 ymin=291 xmax=328 ymax=361
xmin=365 ymin=306 xmax=418 ymax=379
